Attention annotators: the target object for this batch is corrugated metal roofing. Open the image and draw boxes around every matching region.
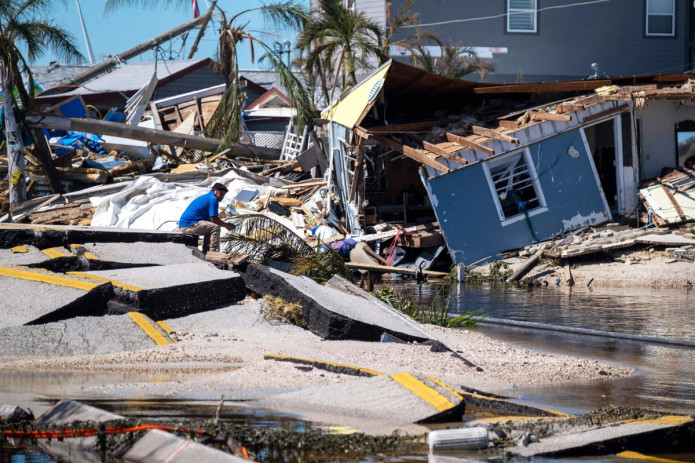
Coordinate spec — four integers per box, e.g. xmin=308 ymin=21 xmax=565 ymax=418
xmin=39 ymin=59 xmax=212 ymax=97
xmin=29 ymin=65 xmax=90 ymax=90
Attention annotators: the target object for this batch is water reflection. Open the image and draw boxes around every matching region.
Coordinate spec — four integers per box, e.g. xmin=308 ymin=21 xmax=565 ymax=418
xmin=399 ymin=282 xmax=695 ymax=415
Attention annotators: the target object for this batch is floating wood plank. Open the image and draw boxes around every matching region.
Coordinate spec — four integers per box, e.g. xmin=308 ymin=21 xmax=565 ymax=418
xmin=422 ymin=141 xmax=467 ymax=165
xmin=402 ymin=146 xmax=450 ymax=173
xmin=530 ymin=112 xmax=572 ymax=122
xmin=582 ymin=104 xmax=630 ymax=123
xmin=472 ymin=126 xmax=520 ymax=144
xmin=445 ymin=133 xmax=494 ymax=156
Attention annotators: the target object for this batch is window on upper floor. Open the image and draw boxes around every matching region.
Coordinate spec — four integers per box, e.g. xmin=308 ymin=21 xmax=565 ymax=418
xmin=507 ymin=0 xmax=537 ymax=33
xmin=646 ymin=0 xmax=675 ymax=36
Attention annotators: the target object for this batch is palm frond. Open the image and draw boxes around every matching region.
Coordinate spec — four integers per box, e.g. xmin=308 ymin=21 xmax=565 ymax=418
xmin=223 ymin=214 xmax=314 ymax=264
xmin=104 ymin=0 xmax=189 ymax=14
xmin=257 ymin=41 xmax=313 ymax=130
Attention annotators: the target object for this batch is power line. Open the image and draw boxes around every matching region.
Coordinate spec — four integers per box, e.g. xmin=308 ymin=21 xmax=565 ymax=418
xmin=402 ymin=0 xmax=611 ymax=28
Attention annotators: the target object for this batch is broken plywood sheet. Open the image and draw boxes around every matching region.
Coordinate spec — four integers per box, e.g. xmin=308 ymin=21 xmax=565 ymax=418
xmin=641 ymin=175 xmax=695 ymax=226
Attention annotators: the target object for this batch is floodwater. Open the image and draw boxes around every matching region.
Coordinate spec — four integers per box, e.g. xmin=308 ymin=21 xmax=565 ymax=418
xmin=3 ymin=283 xmax=695 ymax=462
xmin=402 ymin=282 xmax=695 ymax=415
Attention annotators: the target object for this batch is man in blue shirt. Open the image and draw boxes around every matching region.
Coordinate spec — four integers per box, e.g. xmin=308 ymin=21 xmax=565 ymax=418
xmin=178 ymin=183 xmax=236 ymax=254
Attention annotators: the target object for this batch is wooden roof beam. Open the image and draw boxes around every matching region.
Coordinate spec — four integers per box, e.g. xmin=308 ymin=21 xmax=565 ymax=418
xmin=472 ymin=125 xmax=520 ymax=144
xmin=423 ymin=141 xmax=468 ymax=165
xmin=445 ymin=132 xmax=494 ymax=156
xmin=403 ymin=145 xmax=450 ymax=173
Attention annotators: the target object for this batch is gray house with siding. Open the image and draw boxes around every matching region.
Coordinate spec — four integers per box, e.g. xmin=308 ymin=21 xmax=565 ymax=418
xmin=347 ymin=0 xmax=694 ymax=83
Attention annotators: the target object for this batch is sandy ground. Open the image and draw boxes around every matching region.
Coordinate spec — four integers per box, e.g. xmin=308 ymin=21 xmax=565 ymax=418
xmin=474 ymin=247 xmax=695 ymax=288
xmin=0 ymin=298 xmax=633 ymax=404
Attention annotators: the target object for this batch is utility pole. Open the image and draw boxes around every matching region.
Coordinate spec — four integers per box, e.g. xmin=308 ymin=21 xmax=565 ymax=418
xmin=75 ymin=0 xmax=95 ymax=65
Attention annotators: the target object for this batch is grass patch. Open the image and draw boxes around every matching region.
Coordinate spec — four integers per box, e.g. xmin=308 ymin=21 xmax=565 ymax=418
xmin=291 ymin=246 xmax=354 ymax=284
xmin=373 ymin=286 xmax=486 ymax=328
xmin=261 ymin=295 xmax=306 ymax=328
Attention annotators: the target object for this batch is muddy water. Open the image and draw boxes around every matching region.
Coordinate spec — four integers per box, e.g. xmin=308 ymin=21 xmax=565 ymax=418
xmin=402 ymin=282 xmax=695 ymax=415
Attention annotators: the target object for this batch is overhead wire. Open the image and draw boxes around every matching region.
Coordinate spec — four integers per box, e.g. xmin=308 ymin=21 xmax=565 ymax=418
xmin=401 ymin=0 xmax=612 ymax=28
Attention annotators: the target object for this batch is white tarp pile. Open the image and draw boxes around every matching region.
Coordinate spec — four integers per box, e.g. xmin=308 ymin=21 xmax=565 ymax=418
xmin=90 ymin=171 xmax=285 ymax=233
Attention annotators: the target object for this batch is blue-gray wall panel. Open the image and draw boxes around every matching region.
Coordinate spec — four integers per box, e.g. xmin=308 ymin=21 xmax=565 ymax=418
xmin=428 ymin=130 xmax=610 ymax=264
xmin=393 ymin=0 xmax=691 ymax=82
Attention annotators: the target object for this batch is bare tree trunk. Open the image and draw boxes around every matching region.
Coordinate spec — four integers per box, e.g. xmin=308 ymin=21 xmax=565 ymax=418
xmin=2 ymin=66 xmax=27 ymax=216
xmin=30 ymin=128 xmax=64 ymax=195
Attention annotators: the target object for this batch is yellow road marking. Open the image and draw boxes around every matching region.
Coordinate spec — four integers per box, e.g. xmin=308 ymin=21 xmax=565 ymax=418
xmin=128 ymin=312 xmax=170 ymax=346
xmin=426 ymin=375 xmax=464 ymax=400
xmin=67 ymin=272 xmax=142 ymax=292
xmin=0 ymin=266 xmax=98 ymax=291
xmin=264 ymin=354 xmax=384 ymax=376
xmin=391 ymin=372 xmax=456 ymax=412
xmin=156 ymin=321 xmax=178 ymax=343
xmin=11 ymin=245 xmax=28 ymax=253
xmin=621 ymin=415 xmax=692 ymax=426
xmin=70 ymin=244 xmax=99 ymax=260
xmin=618 ymin=451 xmax=690 ymax=463
xmin=41 ymin=247 xmax=74 ymax=259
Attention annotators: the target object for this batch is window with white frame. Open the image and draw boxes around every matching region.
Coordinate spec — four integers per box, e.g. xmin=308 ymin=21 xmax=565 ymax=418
xmin=646 ymin=0 xmax=675 ymax=36
xmin=507 ymin=0 xmax=537 ymax=33
xmin=486 ymin=150 xmax=545 ymax=222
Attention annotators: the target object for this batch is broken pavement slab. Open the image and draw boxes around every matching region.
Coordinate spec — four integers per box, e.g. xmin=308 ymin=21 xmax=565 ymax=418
xmin=70 ymin=262 xmax=246 ymax=319
xmin=0 ymin=265 xmax=112 ymax=328
xmin=80 ymin=241 xmax=203 ymax=266
xmin=258 ymin=372 xmax=465 ymax=435
xmin=0 ymin=223 xmax=197 ymax=249
xmin=36 ymin=399 xmax=124 ymax=426
xmin=241 ymin=264 xmax=434 ymax=342
xmin=33 ymin=400 xmax=125 ymax=463
xmin=0 ymin=312 xmax=175 ymax=358
xmin=508 ymin=415 xmax=695 ymax=458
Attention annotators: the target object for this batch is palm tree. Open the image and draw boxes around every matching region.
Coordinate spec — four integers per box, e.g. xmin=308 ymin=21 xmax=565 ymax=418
xmin=296 ymin=0 xmax=384 ymax=103
xmin=413 ymin=42 xmax=494 ymax=80
xmin=0 ymin=0 xmax=82 ymax=212
xmin=104 ymin=0 xmax=313 ymax=152
xmin=381 ymin=0 xmax=440 ymax=65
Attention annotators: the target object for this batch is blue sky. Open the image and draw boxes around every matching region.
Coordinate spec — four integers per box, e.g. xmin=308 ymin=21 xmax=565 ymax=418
xmin=34 ymin=0 xmax=308 ymax=69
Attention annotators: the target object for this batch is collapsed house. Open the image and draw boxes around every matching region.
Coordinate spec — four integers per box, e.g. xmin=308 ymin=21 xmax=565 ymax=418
xmin=5 ymin=52 xmax=695 ymax=272
xmin=324 ymin=60 xmax=695 ymax=265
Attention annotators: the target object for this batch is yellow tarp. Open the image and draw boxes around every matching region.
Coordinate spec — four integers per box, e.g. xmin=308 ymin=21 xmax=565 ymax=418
xmin=323 ymin=62 xmax=391 ymax=129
